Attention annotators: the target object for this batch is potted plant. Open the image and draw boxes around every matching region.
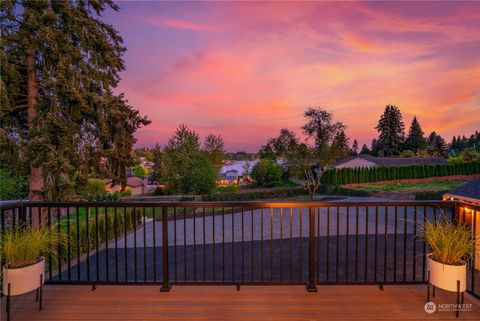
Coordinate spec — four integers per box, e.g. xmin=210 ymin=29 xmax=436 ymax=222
xmin=418 ymin=214 xmax=475 ymax=293
xmin=1 ymin=225 xmax=67 ymax=296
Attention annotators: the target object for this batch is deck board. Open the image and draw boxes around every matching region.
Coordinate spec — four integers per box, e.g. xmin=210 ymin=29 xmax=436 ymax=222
xmin=2 ymin=285 xmax=480 ymax=320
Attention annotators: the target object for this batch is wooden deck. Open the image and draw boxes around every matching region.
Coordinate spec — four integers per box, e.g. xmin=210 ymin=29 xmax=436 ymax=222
xmin=2 ymin=285 xmax=480 ymax=320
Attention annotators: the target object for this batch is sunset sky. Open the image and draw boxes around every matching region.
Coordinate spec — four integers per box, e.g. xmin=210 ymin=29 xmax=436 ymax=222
xmin=104 ymin=1 xmax=480 ymax=152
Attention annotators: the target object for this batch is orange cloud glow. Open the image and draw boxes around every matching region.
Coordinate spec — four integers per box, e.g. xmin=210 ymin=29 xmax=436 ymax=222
xmin=106 ymin=1 xmax=480 ymax=151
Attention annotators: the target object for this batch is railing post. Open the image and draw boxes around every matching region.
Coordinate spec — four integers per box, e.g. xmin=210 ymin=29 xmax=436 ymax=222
xmin=160 ymin=206 xmax=171 ymax=292
xmin=307 ymin=206 xmax=318 ymax=292
xmin=19 ymin=202 xmax=26 ymax=225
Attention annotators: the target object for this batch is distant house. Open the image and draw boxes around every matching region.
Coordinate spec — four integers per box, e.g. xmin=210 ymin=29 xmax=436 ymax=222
xmin=443 ymin=179 xmax=480 ymax=206
xmin=103 ymin=176 xmax=147 ymax=196
xmin=330 ymin=154 xmax=447 ymax=169
xmin=218 ymin=169 xmax=239 ymax=186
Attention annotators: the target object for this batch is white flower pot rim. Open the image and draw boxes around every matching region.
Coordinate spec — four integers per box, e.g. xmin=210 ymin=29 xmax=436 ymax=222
xmin=427 ymin=253 xmax=466 ymax=267
xmin=3 ymin=256 xmax=45 ymax=270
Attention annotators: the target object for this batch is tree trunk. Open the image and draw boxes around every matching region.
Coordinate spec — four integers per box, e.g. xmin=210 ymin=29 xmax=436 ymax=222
xmin=27 ymin=47 xmax=44 ymax=203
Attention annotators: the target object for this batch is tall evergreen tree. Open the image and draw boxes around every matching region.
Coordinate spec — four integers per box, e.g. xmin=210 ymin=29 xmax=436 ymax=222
xmin=360 ymin=144 xmax=370 ymax=155
xmin=375 ymin=105 xmax=405 ymax=156
xmin=427 ymin=131 xmax=448 ymax=156
xmin=351 ymin=139 xmax=359 ymax=155
xmin=404 ymin=116 xmax=426 ymax=153
xmin=1 ymin=0 xmax=149 ymax=200
xmin=370 ymin=139 xmax=380 ymax=156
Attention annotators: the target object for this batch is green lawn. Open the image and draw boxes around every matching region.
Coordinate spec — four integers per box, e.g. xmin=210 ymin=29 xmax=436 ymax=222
xmin=347 ymin=180 xmax=465 ymax=193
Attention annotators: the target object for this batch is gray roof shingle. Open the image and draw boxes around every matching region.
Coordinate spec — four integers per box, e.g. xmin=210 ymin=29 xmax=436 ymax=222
xmin=331 ymin=154 xmax=447 ymax=168
xmin=445 ymin=179 xmax=480 ymax=201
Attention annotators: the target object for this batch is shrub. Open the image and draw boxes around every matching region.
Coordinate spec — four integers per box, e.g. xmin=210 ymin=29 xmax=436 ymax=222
xmin=417 ymin=211 xmax=475 ymax=265
xmin=0 ymin=225 xmax=68 ymax=269
xmin=251 ymin=159 xmax=282 ymax=187
xmin=414 ymin=190 xmax=448 ymax=200
xmin=202 ymin=186 xmax=305 ymax=201
xmin=0 ymin=168 xmax=28 ymax=200
xmin=60 ymin=208 xmax=142 ymax=260
xmin=133 ymin=165 xmax=148 ymax=178
xmin=216 ymin=185 xmax=239 ymax=193
xmin=317 ymin=185 xmax=372 ymax=197
xmin=179 ymin=196 xmax=195 ymax=201
xmin=80 ymin=179 xmax=107 ymax=201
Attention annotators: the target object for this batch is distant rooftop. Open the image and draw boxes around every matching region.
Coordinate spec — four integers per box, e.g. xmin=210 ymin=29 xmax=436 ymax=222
xmin=332 ymin=154 xmax=447 ymax=168
xmin=444 ymin=179 xmax=480 ymax=203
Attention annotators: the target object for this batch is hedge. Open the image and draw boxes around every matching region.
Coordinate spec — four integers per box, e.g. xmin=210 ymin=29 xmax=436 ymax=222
xmin=320 ymin=161 xmax=480 ymax=186
xmin=317 ymin=185 xmax=372 ymax=197
xmin=59 ymin=208 xmax=143 ymax=260
xmin=414 ymin=190 xmax=448 ymax=200
xmin=202 ymin=186 xmax=306 ymax=201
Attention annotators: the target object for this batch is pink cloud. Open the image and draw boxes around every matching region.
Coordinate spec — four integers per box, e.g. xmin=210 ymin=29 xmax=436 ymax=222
xmin=108 ymin=2 xmax=480 ymax=151
xmin=142 ymin=16 xmax=214 ymax=31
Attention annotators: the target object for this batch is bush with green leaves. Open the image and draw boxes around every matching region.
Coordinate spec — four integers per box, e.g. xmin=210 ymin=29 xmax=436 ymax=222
xmin=80 ymin=179 xmax=107 ymax=201
xmin=251 ymin=159 xmax=283 ymax=187
xmin=0 ymin=168 xmax=28 ymax=200
xmin=317 ymin=185 xmax=372 ymax=197
xmin=202 ymin=186 xmax=305 ymax=201
xmin=133 ymin=165 xmax=149 ymax=178
xmin=59 ymin=208 xmax=142 ymax=260
xmin=414 ymin=190 xmax=448 ymax=200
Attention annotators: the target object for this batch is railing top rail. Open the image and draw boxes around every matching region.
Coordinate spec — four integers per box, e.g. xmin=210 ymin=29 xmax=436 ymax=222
xmin=0 ymin=200 xmax=456 ymax=210
xmin=456 ymin=202 xmax=480 ymax=211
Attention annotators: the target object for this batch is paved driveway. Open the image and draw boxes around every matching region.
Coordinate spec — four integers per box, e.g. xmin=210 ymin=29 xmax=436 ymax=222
xmin=109 ymin=200 xmax=448 ymax=248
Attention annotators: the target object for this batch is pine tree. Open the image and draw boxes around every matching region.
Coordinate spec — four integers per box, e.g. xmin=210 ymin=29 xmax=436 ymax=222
xmin=404 ymin=116 xmax=426 ymax=153
xmin=1 ymin=0 xmax=149 ymax=200
xmin=375 ymin=105 xmax=405 ymax=156
xmin=351 ymin=139 xmax=359 ymax=155
xmin=427 ymin=132 xmax=448 ymax=156
xmin=360 ymin=144 xmax=370 ymax=155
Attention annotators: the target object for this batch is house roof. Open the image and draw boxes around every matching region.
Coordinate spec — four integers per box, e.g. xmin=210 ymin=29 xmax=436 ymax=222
xmin=444 ymin=179 xmax=480 ymax=202
xmin=219 ymin=172 xmax=238 ymax=181
xmin=331 ymin=154 xmax=447 ymax=168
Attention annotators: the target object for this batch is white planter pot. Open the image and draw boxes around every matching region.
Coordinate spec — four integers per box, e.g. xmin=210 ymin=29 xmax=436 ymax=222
xmin=2 ymin=257 xmax=45 ymax=296
xmin=427 ymin=254 xmax=466 ymax=292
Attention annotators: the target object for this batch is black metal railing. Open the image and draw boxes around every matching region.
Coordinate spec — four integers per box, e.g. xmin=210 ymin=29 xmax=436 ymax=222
xmin=0 ymin=200 xmax=478 ymax=298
